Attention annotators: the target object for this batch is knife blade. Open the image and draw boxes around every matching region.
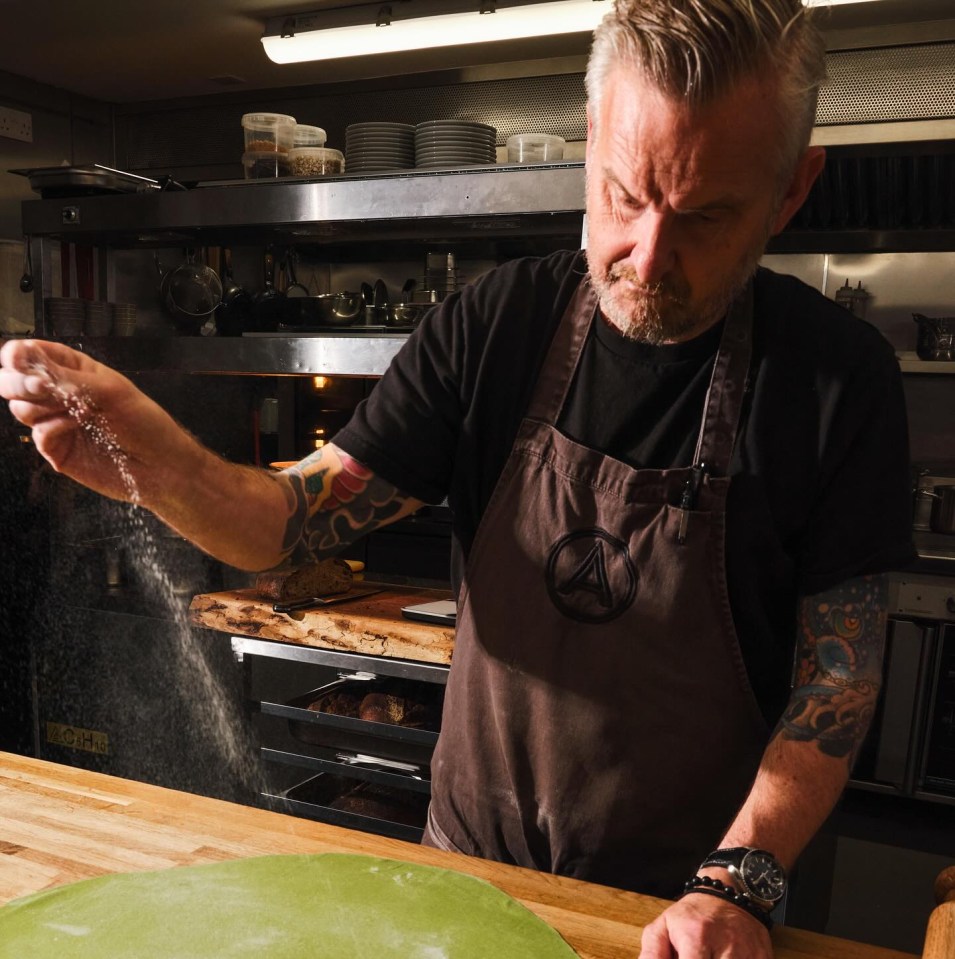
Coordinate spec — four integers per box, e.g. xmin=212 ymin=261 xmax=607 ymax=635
xmin=273 ymin=586 xmax=384 ymax=614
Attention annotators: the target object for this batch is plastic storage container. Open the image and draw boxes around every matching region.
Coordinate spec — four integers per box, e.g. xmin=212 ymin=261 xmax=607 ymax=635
xmin=289 ymin=147 xmax=344 ymax=177
xmin=507 ymin=133 xmax=566 ymax=164
xmin=241 ymin=112 xmax=296 ymax=154
xmin=293 ymin=124 xmax=327 ymax=148
xmin=242 ymin=150 xmax=291 ymax=179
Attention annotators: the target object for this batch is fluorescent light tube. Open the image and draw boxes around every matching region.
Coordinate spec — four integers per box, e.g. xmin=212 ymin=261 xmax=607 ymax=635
xmin=262 ymin=0 xmax=609 ymax=64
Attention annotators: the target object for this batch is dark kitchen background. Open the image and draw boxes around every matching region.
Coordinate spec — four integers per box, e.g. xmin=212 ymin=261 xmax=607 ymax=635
xmin=1 ymin=0 xmax=955 ymax=953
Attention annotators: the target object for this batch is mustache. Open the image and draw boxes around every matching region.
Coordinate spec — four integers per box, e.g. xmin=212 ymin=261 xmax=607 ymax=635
xmin=604 ymin=265 xmax=689 ymax=304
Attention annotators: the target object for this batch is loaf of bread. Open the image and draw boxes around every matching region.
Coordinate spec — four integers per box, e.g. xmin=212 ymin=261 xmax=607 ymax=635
xmin=358 ymin=692 xmax=432 ymax=728
xmin=307 ymin=690 xmax=361 ymax=717
xmin=255 ymin=558 xmax=353 ymax=602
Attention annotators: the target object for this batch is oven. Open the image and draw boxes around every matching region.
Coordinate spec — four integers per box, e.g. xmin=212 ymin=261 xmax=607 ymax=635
xmin=851 ymin=572 xmax=955 ymax=804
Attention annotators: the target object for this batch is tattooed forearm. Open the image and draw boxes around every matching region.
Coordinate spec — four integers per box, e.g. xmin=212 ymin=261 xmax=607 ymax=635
xmin=275 ymin=444 xmax=421 ymax=561
xmin=774 ymin=573 xmax=888 ymax=764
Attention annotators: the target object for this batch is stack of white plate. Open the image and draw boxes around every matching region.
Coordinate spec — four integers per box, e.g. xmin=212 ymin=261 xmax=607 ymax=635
xmin=345 ymin=122 xmax=415 ymax=173
xmin=415 ymin=120 xmax=497 ymax=169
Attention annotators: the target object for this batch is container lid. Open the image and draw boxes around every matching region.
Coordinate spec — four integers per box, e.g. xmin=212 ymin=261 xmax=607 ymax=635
xmin=507 ymin=133 xmax=566 ymax=145
xmin=289 ymin=147 xmax=343 ymax=159
xmin=293 ymin=124 xmax=327 ymax=146
xmin=242 ymin=112 xmax=296 ymax=128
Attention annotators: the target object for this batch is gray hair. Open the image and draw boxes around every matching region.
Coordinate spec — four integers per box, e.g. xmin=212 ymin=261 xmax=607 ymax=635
xmin=585 ymin=0 xmax=827 ymax=176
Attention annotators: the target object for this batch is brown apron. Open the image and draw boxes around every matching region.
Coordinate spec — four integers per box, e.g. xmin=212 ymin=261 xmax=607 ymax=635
xmin=425 ymin=274 xmax=770 ymax=897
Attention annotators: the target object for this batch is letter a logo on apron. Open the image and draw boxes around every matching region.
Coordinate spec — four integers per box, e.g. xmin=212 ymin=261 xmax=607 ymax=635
xmin=546 ymin=528 xmax=636 ymax=623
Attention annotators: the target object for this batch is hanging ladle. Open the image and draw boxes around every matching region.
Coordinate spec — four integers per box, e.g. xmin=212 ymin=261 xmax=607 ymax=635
xmin=19 ymin=237 xmax=33 ymax=293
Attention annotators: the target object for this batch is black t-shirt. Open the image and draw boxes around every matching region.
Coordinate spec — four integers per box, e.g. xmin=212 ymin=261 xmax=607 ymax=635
xmin=335 ymin=249 xmax=916 ymax=724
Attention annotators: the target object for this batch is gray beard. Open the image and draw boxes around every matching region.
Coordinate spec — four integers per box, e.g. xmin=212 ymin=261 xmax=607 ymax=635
xmin=587 ymin=246 xmax=765 ymax=346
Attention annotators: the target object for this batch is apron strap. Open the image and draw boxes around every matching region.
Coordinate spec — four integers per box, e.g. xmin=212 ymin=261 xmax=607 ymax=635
xmin=692 ymin=280 xmax=755 ymax=475
xmin=525 ymin=269 xmax=755 ymax=478
xmin=525 ymin=275 xmax=597 ymax=425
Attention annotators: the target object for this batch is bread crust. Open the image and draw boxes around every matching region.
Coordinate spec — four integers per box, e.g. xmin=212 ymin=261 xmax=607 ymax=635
xmin=255 ymin=558 xmax=353 ymax=601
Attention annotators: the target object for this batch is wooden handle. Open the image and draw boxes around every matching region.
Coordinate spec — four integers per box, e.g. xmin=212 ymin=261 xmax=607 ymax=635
xmin=935 ymin=866 xmax=955 ymax=905
xmin=923 ymin=868 xmax=955 ymax=959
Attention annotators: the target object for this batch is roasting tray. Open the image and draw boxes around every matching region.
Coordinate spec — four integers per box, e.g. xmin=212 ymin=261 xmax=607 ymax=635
xmin=266 ymin=772 xmax=428 ymax=843
xmin=262 ymin=677 xmax=442 ymax=767
xmin=9 ymin=164 xmax=161 ymax=198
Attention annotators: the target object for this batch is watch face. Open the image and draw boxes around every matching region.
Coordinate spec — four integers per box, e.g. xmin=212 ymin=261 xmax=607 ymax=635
xmin=740 ymin=850 xmax=786 ymax=903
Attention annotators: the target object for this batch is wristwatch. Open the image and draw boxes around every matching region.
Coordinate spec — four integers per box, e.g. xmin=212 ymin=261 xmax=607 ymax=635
xmin=699 ymin=847 xmax=787 ymax=908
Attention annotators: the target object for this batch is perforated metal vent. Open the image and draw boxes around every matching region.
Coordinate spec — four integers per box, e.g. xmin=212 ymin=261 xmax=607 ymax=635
xmin=817 ymin=41 xmax=955 ymax=125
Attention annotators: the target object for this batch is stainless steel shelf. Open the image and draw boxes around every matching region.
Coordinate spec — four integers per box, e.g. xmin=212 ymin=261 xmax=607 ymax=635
xmin=897 ymin=351 xmax=955 ymax=374
xmin=67 ymin=334 xmax=408 ymax=376
xmin=21 ymin=163 xmax=586 ymax=244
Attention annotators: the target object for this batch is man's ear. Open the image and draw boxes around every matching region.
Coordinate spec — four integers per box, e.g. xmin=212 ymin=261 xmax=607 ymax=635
xmin=770 ymin=146 xmax=826 ymax=235
xmin=585 ymin=104 xmax=595 ymax=163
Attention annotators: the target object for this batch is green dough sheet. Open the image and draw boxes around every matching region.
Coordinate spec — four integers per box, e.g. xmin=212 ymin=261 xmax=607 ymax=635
xmin=0 ymin=853 xmax=579 ymax=957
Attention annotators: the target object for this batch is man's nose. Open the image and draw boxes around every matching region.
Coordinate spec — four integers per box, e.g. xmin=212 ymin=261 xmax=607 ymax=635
xmin=626 ymin=211 xmax=677 ymax=285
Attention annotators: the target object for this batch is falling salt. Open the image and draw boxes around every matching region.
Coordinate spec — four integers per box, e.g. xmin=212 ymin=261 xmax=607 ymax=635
xmin=28 ymin=356 xmax=264 ymax=794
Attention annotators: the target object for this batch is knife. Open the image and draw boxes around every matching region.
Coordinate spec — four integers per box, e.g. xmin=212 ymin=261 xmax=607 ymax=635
xmin=273 ymin=586 xmax=384 ymax=614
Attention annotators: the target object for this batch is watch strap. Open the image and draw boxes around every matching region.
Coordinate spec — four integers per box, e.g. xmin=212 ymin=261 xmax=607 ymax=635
xmin=681 ymin=876 xmax=774 ymax=931
xmin=700 ymin=846 xmax=756 ymax=868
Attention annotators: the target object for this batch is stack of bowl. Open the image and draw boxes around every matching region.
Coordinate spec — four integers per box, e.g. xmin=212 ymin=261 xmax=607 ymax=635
xmin=112 ymin=303 xmax=137 ymax=337
xmin=84 ymin=301 xmax=113 ymax=336
xmin=44 ymin=297 xmax=86 ymax=336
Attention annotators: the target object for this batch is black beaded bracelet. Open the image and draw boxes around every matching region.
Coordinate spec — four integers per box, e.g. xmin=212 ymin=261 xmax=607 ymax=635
xmin=681 ymin=875 xmax=774 ymax=931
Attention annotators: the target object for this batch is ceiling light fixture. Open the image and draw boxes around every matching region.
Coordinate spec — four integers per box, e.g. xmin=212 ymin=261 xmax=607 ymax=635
xmin=261 ymin=0 xmax=610 ymax=64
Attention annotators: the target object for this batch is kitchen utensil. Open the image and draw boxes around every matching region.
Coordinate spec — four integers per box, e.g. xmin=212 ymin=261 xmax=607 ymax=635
xmin=8 ymin=163 xmax=161 ymax=198
xmin=252 ymin=247 xmax=284 ymax=331
xmin=385 ymin=301 xmax=425 ymax=328
xmin=913 ymin=313 xmax=955 ymax=360
xmin=273 ymin=585 xmax=384 ymax=614
xmin=19 ymin=238 xmax=32 ymax=293
xmin=282 ymin=291 xmax=362 ymax=328
xmin=284 ymin=251 xmax=309 ymax=297
xmin=165 ymin=248 xmax=222 ymax=317
xmin=216 ymin=248 xmax=251 ymax=336
xmin=374 ymin=278 xmax=389 ymax=314
xmin=927 ymin=485 xmax=955 ymax=534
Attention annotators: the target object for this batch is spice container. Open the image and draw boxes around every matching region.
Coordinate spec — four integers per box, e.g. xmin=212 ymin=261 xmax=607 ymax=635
xmin=293 ymin=124 xmax=327 ymax=148
xmin=507 ymin=133 xmax=565 ymax=163
xmin=289 ymin=147 xmax=344 ymax=177
xmin=243 ymin=151 xmax=291 ymax=179
xmin=241 ymin=112 xmax=296 ymax=154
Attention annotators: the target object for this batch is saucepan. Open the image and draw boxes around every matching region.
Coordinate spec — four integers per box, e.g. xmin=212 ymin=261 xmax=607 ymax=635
xmin=283 ymin=291 xmax=363 ymax=327
xmin=913 ymin=313 xmax=955 ymax=361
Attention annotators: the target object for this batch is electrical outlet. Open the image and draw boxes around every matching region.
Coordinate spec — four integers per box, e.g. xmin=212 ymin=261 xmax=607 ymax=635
xmin=0 ymin=106 xmax=33 ymax=143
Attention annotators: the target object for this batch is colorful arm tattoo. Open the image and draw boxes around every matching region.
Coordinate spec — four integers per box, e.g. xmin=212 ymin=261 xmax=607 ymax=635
xmin=277 ymin=446 xmax=419 ymax=561
xmin=775 ymin=573 xmax=888 ymax=765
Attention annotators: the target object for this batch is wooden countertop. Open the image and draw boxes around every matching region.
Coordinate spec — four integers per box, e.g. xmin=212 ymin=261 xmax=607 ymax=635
xmin=189 ymin=585 xmax=454 ymax=664
xmin=0 ymin=753 xmax=919 ymax=959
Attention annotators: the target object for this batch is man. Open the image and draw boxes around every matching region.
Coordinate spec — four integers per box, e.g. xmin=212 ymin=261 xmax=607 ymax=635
xmin=1 ymin=1 xmax=915 ymax=956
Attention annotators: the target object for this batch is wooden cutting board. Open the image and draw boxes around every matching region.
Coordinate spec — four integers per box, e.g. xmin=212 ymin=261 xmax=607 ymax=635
xmin=188 ymin=586 xmax=455 ymax=664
